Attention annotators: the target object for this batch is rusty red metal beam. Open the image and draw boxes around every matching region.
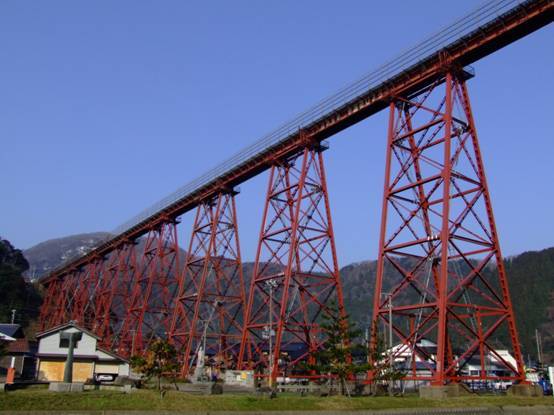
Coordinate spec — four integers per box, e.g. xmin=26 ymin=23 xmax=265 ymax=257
xmin=41 ymin=0 xmax=553 ymax=286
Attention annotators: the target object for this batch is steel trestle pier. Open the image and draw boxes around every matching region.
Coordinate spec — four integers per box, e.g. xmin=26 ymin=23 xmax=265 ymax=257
xmin=38 ymin=0 xmax=552 ymax=384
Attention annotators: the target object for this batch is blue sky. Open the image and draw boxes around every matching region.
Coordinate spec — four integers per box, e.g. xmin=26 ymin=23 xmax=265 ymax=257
xmin=1 ymin=1 xmax=553 ymax=265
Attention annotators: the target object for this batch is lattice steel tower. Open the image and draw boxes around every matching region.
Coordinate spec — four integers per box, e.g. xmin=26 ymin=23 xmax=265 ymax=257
xmin=371 ymin=69 xmax=525 ymax=385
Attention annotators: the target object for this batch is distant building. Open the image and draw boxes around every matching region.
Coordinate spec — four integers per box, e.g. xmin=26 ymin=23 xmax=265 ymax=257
xmin=0 ymin=324 xmax=37 ymax=380
xmin=463 ymin=350 xmax=518 ymax=390
xmin=385 ymin=339 xmax=519 ymax=391
xmin=36 ymin=322 xmax=129 ymax=382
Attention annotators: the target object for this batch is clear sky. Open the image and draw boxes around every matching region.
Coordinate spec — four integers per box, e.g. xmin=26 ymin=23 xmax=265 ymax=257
xmin=1 ymin=1 xmax=553 ymax=265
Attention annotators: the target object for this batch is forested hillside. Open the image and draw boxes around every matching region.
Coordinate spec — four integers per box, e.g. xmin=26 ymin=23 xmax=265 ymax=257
xmin=503 ymin=248 xmax=554 ymax=362
xmin=339 ymin=248 xmax=554 ymax=363
xmin=0 ymin=239 xmax=41 ymax=328
xmin=15 ymin=232 xmax=554 ymax=362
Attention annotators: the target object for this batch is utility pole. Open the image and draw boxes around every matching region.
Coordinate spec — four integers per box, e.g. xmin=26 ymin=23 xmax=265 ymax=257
xmin=130 ymin=329 xmax=136 ymax=357
xmin=535 ymin=328 xmax=543 ymax=367
xmin=61 ymin=331 xmax=83 ymax=383
xmin=387 ymin=293 xmax=393 ymax=397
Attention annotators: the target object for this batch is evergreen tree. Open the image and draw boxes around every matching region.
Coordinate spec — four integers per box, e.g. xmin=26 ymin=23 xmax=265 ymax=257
xmin=0 ymin=238 xmax=42 ymax=327
xmin=308 ymin=304 xmax=370 ymax=396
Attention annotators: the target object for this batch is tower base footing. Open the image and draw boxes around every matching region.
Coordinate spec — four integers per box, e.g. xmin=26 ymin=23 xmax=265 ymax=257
xmin=419 ymin=383 xmax=472 ymax=399
xmin=508 ymin=384 xmax=543 ymax=397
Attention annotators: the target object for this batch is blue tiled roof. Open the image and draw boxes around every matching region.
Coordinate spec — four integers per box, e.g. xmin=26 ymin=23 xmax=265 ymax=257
xmin=0 ymin=324 xmax=22 ymax=338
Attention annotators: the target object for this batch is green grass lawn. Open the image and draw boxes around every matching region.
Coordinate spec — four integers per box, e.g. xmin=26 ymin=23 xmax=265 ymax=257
xmin=1 ymin=389 xmax=554 ymax=412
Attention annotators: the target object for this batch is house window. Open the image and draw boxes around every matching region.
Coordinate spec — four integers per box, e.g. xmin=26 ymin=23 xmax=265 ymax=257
xmin=59 ymin=337 xmax=79 ymax=348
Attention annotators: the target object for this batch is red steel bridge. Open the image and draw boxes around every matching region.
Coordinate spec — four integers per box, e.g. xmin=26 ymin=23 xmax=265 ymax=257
xmin=39 ymin=0 xmax=553 ymax=386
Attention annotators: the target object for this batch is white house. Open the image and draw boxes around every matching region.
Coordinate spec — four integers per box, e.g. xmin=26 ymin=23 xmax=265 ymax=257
xmin=36 ymin=322 xmax=129 ymax=382
xmin=0 ymin=324 xmax=37 ymax=380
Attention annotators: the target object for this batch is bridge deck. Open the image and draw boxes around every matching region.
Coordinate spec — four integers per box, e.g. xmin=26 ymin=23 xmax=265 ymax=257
xmin=42 ymin=0 xmax=553 ymax=284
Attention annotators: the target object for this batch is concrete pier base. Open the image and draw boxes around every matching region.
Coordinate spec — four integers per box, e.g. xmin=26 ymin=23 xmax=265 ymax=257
xmin=419 ymin=383 xmax=472 ymax=399
xmin=48 ymin=382 xmax=84 ymax=392
xmin=508 ymin=383 xmax=543 ymax=397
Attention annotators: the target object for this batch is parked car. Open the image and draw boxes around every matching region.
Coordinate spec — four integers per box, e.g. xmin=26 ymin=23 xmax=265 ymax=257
xmin=95 ymin=373 xmax=117 ymax=383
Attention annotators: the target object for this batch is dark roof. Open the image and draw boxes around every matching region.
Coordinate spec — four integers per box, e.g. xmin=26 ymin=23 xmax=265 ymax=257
xmin=7 ymin=339 xmax=34 ymax=354
xmin=37 ymin=352 xmax=126 ymax=363
xmin=37 ymin=353 xmax=101 ymax=360
xmin=396 ymin=361 xmax=436 ymax=371
xmin=36 ymin=322 xmax=100 ymax=340
xmin=0 ymin=324 xmax=24 ymax=338
xmin=97 ymin=346 xmax=128 ymax=363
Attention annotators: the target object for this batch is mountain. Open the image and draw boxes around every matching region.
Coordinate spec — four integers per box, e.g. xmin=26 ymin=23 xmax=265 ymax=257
xmin=23 ymin=232 xmax=112 ymax=280
xmin=23 ymin=232 xmax=191 ymax=281
xmin=20 ymin=232 xmax=554 ymax=362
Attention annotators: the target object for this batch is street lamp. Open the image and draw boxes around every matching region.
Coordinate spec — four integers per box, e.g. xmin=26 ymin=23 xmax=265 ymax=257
xmin=191 ymin=298 xmax=224 ymax=381
xmin=381 ymin=292 xmax=393 ymax=396
xmin=202 ymin=299 xmax=224 ymax=365
xmin=130 ymin=329 xmax=136 ymax=356
xmin=265 ymin=279 xmax=278 ymax=389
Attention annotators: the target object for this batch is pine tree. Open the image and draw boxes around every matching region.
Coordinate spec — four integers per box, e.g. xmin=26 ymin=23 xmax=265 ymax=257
xmin=308 ymin=303 xmax=370 ymax=396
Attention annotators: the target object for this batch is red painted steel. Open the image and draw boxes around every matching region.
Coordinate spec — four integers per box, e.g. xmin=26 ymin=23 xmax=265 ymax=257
xmin=39 ymin=0 xmax=552 ymax=291
xmin=39 ymin=277 xmax=64 ymax=330
xmin=169 ymin=192 xmax=246 ymax=377
xmin=45 ymin=270 xmax=81 ymax=328
xmin=35 ymin=0 xmax=552 ymax=380
xmin=370 ymin=71 xmax=525 ymax=385
xmin=70 ymin=258 xmax=104 ymax=329
xmin=93 ymin=241 xmax=139 ymax=349
xmin=238 ymin=145 xmax=346 ymax=383
xmin=115 ymin=221 xmax=181 ymax=357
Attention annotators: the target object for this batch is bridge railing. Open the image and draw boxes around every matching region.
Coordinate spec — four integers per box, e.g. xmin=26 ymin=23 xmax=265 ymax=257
xmin=112 ymin=0 xmax=525 ymax=236
xmin=45 ymin=0 xmax=534 ymax=279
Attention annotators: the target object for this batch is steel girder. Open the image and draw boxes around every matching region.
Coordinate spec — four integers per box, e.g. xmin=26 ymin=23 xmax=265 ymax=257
xmin=40 ymin=1 xmax=553 ymax=293
xmin=39 ymin=243 xmax=139 ymax=350
xmin=115 ymin=221 xmax=181 ymax=357
xmin=169 ymin=192 xmax=246 ymax=378
xmin=69 ymin=258 xmax=104 ymax=329
xmin=41 ymin=267 xmax=84 ymax=329
xmin=39 ymin=277 xmax=64 ymax=330
xmin=238 ymin=145 xmax=346 ymax=383
xmin=371 ymin=71 xmax=525 ymax=385
xmin=93 ymin=241 xmax=139 ymax=350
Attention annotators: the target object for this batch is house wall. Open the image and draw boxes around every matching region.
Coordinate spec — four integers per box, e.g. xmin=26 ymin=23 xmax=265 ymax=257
xmin=118 ymin=362 xmax=130 ymax=377
xmin=95 ymin=362 xmax=119 ymax=375
xmin=38 ymin=327 xmax=97 ymax=355
xmin=0 ymin=355 xmax=25 ymax=377
xmin=37 ymin=359 xmax=94 ymax=382
xmin=95 ymin=349 xmax=130 ymax=376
